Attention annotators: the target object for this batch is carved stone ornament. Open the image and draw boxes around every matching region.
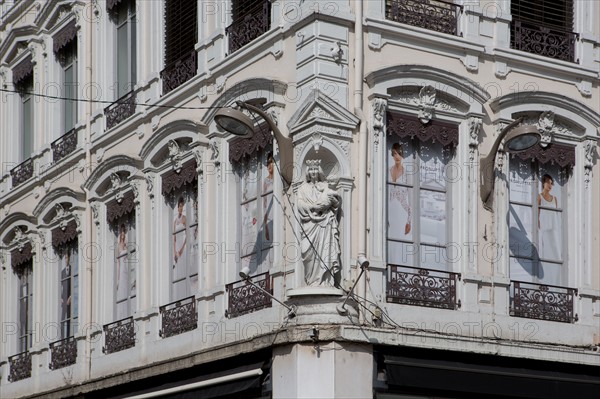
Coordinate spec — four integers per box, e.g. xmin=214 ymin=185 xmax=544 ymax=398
xmin=468 ymin=117 xmax=482 ymax=161
xmin=193 ymin=149 xmax=203 ymax=174
xmin=511 ymin=142 xmax=576 ymax=169
xmin=90 ymin=202 xmax=100 ymax=225
xmin=51 ymin=219 xmax=78 ymax=248
xmin=537 ymin=111 xmax=555 ymax=148
xmin=110 ymin=173 xmax=125 ymax=203
xmin=106 ymin=190 xmax=135 ymax=223
xmin=145 ymin=172 xmax=155 ymax=194
xmin=229 ymin=124 xmax=272 ymax=164
xmin=387 ymin=112 xmax=459 ymax=147
xmin=372 ymin=98 xmax=387 ymax=148
xmin=161 ymin=161 xmax=198 ymax=196
xmin=418 ymin=86 xmax=436 ymax=124
xmin=53 ymin=19 xmax=78 ymax=54
xmin=168 ymin=139 xmax=183 ymax=173
xmin=583 ymin=140 xmax=596 ymax=188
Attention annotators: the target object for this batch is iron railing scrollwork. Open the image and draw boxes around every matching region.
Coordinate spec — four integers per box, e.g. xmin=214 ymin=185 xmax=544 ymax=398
xmin=102 ymin=317 xmax=135 ymax=354
xmin=159 ymin=296 xmax=198 ymax=338
xmin=386 ymin=264 xmax=461 ymax=310
xmin=49 ymin=336 xmax=77 ymax=370
xmin=10 ymin=158 xmax=34 ymax=188
xmin=226 ymin=1 xmax=271 ymax=54
xmin=386 ymin=0 xmax=462 ymax=36
xmin=8 ymin=351 xmax=32 ymax=382
xmin=160 ymin=51 xmax=197 ymax=95
xmin=104 ymin=91 xmax=136 ymax=130
xmin=511 ymin=20 xmax=577 ymax=62
xmin=51 ymin=128 xmax=78 ymax=163
xmin=226 ymin=271 xmax=272 ymax=318
xmin=510 ymin=281 xmax=578 ymax=323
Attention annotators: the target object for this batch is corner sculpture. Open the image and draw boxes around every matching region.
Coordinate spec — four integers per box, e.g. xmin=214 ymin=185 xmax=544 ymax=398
xmin=297 ymin=160 xmax=342 ymax=287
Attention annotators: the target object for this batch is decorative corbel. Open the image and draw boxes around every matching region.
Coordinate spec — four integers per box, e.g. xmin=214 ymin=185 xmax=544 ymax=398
xmin=495 ymin=122 xmax=508 ymax=170
xmin=468 ymin=117 xmax=482 ymax=162
xmin=372 ymin=98 xmax=387 ymax=149
xmin=537 ymin=111 xmax=554 ymax=148
xmin=210 ymin=138 xmax=220 ymax=167
xmin=110 ymin=172 xmax=124 ymax=203
xmin=193 ymin=149 xmax=204 ymax=175
xmin=131 ymin=181 xmax=141 ymax=205
xmin=90 ymin=201 xmax=100 ymax=225
xmin=311 ymin=132 xmax=323 ymax=153
xmin=418 ymin=86 xmax=436 ymax=124
xmin=145 ymin=172 xmax=155 ymax=196
xmin=168 ymin=139 xmax=183 ymax=173
xmin=584 ymin=140 xmax=596 ymax=189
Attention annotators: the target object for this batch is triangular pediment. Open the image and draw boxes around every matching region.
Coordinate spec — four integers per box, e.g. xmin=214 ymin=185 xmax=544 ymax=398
xmin=37 ymin=1 xmax=74 ymax=33
xmin=0 ymin=27 xmax=36 ymax=65
xmin=287 ymin=89 xmax=359 ymax=138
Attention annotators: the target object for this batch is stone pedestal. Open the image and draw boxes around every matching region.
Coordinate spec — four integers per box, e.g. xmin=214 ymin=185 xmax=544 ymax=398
xmin=286 ymin=287 xmax=359 ymax=325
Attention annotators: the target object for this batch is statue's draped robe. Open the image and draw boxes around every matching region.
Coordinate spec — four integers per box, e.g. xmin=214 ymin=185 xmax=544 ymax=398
xmin=297 ymin=181 xmax=341 ymax=286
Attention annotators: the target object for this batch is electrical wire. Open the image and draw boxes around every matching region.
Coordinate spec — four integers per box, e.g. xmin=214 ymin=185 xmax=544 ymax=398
xmin=0 ymin=87 xmax=222 ymax=110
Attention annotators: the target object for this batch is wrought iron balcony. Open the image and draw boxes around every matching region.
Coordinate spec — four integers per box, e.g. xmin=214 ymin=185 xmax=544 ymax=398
xmin=510 ymin=281 xmax=578 ymax=323
xmin=226 ymin=271 xmax=272 ymax=318
xmin=105 ymin=91 xmax=136 ymax=130
xmin=159 ymin=296 xmax=198 ymax=338
xmin=160 ymin=51 xmax=197 ymax=95
xmin=386 ymin=0 xmax=462 ymax=36
xmin=511 ymin=20 xmax=577 ymax=62
xmin=51 ymin=128 xmax=77 ymax=163
xmin=386 ymin=264 xmax=461 ymax=310
xmin=49 ymin=336 xmax=77 ymax=370
xmin=102 ymin=317 xmax=135 ymax=354
xmin=226 ymin=1 xmax=271 ymax=54
xmin=10 ymin=158 xmax=34 ymax=188
xmin=8 ymin=351 xmax=31 ymax=382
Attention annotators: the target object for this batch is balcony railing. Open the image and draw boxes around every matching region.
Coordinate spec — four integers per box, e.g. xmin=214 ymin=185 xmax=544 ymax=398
xmin=51 ymin=128 xmax=77 ymax=163
xmin=386 ymin=264 xmax=461 ymax=310
xmin=159 ymin=296 xmax=198 ymax=338
xmin=511 ymin=20 xmax=577 ymax=62
xmin=49 ymin=336 xmax=77 ymax=370
xmin=226 ymin=271 xmax=272 ymax=318
xmin=104 ymin=91 xmax=136 ymax=130
xmin=226 ymin=1 xmax=271 ymax=54
xmin=386 ymin=0 xmax=462 ymax=36
xmin=102 ymin=317 xmax=135 ymax=354
xmin=510 ymin=281 xmax=578 ymax=323
xmin=10 ymin=158 xmax=34 ymax=188
xmin=8 ymin=351 xmax=31 ymax=382
xmin=160 ymin=51 xmax=197 ymax=95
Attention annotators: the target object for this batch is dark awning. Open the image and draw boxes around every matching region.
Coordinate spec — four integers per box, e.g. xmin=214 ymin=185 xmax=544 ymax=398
xmin=384 ymin=353 xmax=599 ymax=398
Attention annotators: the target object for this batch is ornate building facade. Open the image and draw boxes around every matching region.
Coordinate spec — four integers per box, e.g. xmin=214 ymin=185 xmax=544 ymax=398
xmin=0 ymin=1 xmax=599 ymax=398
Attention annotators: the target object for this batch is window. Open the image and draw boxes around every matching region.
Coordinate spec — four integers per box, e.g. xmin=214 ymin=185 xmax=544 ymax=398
xmin=511 ymin=0 xmax=573 ymax=31
xmin=161 ymin=0 xmax=197 ymax=94
xmin=59 ymin=41 xmax=77 ymax=133
xmin=17 ymin=262 xmax=33 ymax=352
xmin=508 ymin=157 xmax=568 ymax=286
xmin=108 ymin=195 xmax=138 ymax=320
xmin=227 ymin=0 xmax=271 ymax=53
xmin=113 ymin=0 xmax=137 ymax=99
xmin=238 ymin=146 xmax=274 ymax=276
xmin=18 ymin=75 xmax=33 ymax=162
xmin=387 ymin=138 xmax=452 ymax=270
xmin=58 ymin=241 xmax=78 ymax=338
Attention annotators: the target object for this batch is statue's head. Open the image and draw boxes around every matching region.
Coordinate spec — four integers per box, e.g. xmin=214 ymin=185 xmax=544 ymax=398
xmin=305 ymin=160 xmax=325 ymax=183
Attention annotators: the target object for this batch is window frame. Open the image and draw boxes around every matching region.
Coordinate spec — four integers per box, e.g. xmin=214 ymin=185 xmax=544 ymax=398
xmin=57 ymin=239 xmax=79 ymax=339
xmin=58 ymin=41 xmax=78 ymax=134
xmin=17 ymin=260 xmax=33 ymax=353
xmin=113 ymin=0 xmax=137 ymax=99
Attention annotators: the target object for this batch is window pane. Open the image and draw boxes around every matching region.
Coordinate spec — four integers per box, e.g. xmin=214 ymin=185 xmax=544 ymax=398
xmin=117 ymin=23 xmax=129 ymax=98
xmin=22 ymin=96 xmax=32 ymax=161
xmin=262 ymin=192 xmax=273 ymax=247
xmin=420 ymin=190 xmax=446 ymax=244
xmin=387 ymin=139 xmax=414 ymax=186
xmin=539 ymin=165 xmax=564 ymax=209
xmin=419 ymin=141 xmax=446 ymax=190
xmin=64 ymin=64 xmax=76 ymax=131
xmin=509 ymin=157 xmax=534 ymax=204
xmin=241 ymin=199 xmax=258 ymax=256
xmin=241 ymin=157 xmax=258 ymax=202
xmin=420 ymin=244 xmax=447 ymax=271
xmin=509 ymin=257 xmax=535 ymax=283
xmin=539 ymin=261 xmax=562 ymax=285
xmin=388 ymin=241 xmax=416 ymax=266
xmin=509 ymin=203 xmax=534 ymax=258
xmin=241 ymin=253 xmax=258 ymax=276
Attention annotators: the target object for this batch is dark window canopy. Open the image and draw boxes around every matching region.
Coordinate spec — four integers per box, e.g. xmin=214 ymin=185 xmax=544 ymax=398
xmin=511 ymin=142 xmax=575 ymax=169
xmin=387 ymin=112 xmax=459 ymax=147
xmin=229 ymin=124 xmax=272 ymax=164
xmin=161 ymin=160 xmax=198 ymax=196
xmin=53 ymin=19 xmax=78 ymax=54
xmin=11 ymin=242 xmax=33 ymax=271
xmin=51 ymin=219 xmax=78 ymax=248
xmin=106 ymin=190 xmax=136 ymax=223
xmin=13 ymin=55 xmax=33 ymax=87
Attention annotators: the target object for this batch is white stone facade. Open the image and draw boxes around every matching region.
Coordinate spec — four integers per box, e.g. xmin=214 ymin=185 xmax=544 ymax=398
xmin=0 ymin=1 xmax=598 ymax=398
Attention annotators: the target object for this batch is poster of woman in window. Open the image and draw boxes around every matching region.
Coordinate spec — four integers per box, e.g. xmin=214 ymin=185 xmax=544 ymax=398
xmin=114 ymin=213 xmax=136 ymax=320
xmin=169 ymin=185 xmax=199 ymax=299
xmin=387 ymin=141 xmax=412 ymax=241
xmin=418 ymin=142 xmax=447 ymax=247
xmin=60 ymin=245 xmax=78 ymax=339
xmin=538 ymin=173 xmax=562 ymax=262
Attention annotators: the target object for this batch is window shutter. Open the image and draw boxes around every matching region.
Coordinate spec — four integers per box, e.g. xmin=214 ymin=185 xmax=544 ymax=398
xmin=164 ymin=0 xmax=198 ymax=67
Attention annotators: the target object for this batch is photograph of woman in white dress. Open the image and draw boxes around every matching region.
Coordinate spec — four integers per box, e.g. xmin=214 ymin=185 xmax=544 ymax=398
xmin=388 ymin=142 xmax=412 ymax=239
xmin=263 ymin=152 xmax=274 ymax=243
xmin=538 ymin=173 xmax=561 ymax=261
xmin=172 ymin=196 xmax=187 ymax=276
xmin=116 ymin=223 xmax=128 ymax=301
